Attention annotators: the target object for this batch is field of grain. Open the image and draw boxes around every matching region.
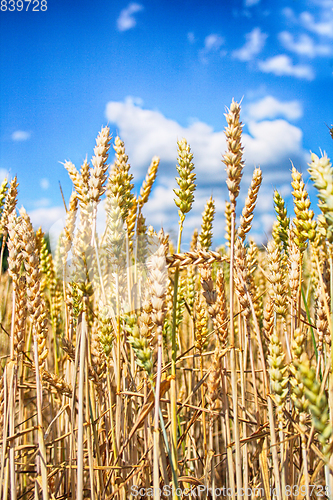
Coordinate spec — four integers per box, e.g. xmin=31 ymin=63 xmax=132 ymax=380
xmin=0 ymin=99 xmax=332 ymax=499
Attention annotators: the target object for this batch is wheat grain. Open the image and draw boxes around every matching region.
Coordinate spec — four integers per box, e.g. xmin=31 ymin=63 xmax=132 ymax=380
xmin=223 ymin=99 xmax=244 ymax=210
xmin=199 ymin=196 xmax=215 ymax=250
xmin=238 ymin=167 xmax=262 ymax=242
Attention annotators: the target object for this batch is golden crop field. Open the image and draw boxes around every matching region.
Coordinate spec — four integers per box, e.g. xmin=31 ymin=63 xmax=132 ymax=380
xmin=0 ymin=99 xmax=332 ymax=500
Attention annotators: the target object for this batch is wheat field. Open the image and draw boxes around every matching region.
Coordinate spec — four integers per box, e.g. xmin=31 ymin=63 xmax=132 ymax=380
xmin=0 ymin=99 xmax=332 ymax=500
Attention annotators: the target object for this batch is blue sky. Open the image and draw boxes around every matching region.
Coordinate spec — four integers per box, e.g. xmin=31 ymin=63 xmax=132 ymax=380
xmin=0 ymin=0 xmax=332 ymax=247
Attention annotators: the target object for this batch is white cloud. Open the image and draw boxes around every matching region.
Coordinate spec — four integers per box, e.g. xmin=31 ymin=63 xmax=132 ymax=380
xmin=187 ymin=32 xmax=195 ymax=44
xmin=258 ymin=54 xmax=315 ymax=80
xmin=33 ymin=198 xmax=51 ymax=208
xmin=199 ymin=34 xmax=225 ymax=63
xmin=106 ymin=96 xmax=225 ymax=182
xmin=105 ymin=97 xmax=308 ymax=243
xmin=233 ymin=28 xmax=267 ymax=61
xmin=40 ymin=178 xmax=50 ymax=190
xmin=282 ymin=5 xmax=333 ymax=39
xmin=278 ymin=31 xmax=332 ymax=57
xmin=245 ymin=96 xmax=303 ymax=121
xmin=140 ymin=181 xmax=176 ymax=230
xmin=243 ymin=119 xmax=305 ymax=168
xmin=204 ymin=34 xmax=224 ymax=51
xmin=29 ymin=206 xmax=65 ymax=232
xmin=117 ymin=3 xmax=143 ymax=32
xmin=300 ymin=11 xmax=333 ymax=38
xmin=245 ymin=0 xmax=261 ymax=5
xmin=11 ymin=130 xmax=31 ymax=141
xmin=105 ymin=97 xmax=306 ymax=178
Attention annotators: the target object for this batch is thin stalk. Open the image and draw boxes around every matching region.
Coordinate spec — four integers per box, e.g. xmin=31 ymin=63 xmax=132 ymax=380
xmin=229 ymin=210 xmax=242 ymax=495
xmin=107 ymin=365 xmax=118 ymax=463
xmin=200 ymin=351 xmax=207 ymax=458
xmin=77 ymin=299 xmax=88 ymax=500
xmin=239 ymin=345 xmax=248 ymax=500
xmin=0 ymin=232 xmax=7 ymax=280
xmin=0 ymin=365 xmax=9 ymax=500
xmin=85 ymin=373 xmax=95 ymax=500
xmin=329 ymin=254 xmax=333 ymax=495
xmin=114 ymin=270 xmax=123 ymax=472
xmin=209 ymin=417 xmax=215 ymax=500
xmin=153 ymin=330 xmax=163 ymax=500
xmin=170 ymin=216 xmax=184 ymax=499
xmin=296 ymin=253 xmax=303 ymax=329
xmin=222 ymin=357 xmax=235 ymax=500
xmin=8 ymin=367 xmax=16 ymax=500
xmin=301 ymin=431 xmax=311 ymax=500
xmin=301 ymin=286 xmax=318 ymax=361
xmin=51 ymin=318 xmax=59 ymax=376
xmin=9 ymin=291 xmax=16 ymax=499
xmin=33 ymin=334 xmax=49 ymax=500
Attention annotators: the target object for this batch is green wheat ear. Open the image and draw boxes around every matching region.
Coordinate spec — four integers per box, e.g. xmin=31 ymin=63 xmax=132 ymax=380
xmin=0 ymin=178 xmax=8 ymax=216
xmin=173 ymin=138 xmax=196 ymax=222
xmin=273 ymin=190 xmax=289 ymax=253
xmin=297 ymin=353 xmax=333 ymax=459
xmin=308 ymin=151 xmax=333 ymax=242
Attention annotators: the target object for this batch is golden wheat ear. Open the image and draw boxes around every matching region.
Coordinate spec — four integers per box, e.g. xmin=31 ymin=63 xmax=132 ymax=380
xmin=223 ymin=99 xmax=244 ymax=212
xmin=291 ymin=164 xmax=316 ymax=252
xmin=238 ymin=167 xmax=262 ymax=243
xmin=138 ymin=156 xmax=160 ymax=209
xmin=199 ymin=196 xmax=215 ymax=251
xmin=88 ymin=125 xmax=111 ymax=203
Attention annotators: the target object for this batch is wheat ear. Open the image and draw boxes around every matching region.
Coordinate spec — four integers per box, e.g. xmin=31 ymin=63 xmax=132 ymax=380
xmin=291 ymin=165 xmax=316 ymax=252
xmin=238 ymin=167 xmax=262 ymax=242
xmin=138 ymin=156 xmax=160 ymax=208
xmin=308 ymin=152 xmax=333 ymax=242
xmin=199 ymin=196 xmax=215 ymax=250
xmin=273 ymin=190 xmax=290 ymax=253
xmin=88 ymin=125 xmax=111 ymax=203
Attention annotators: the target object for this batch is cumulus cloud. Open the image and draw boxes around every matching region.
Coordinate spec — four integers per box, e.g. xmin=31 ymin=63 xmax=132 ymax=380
xmin=245 ymin=96 xmax=303 ymax=121
xmin=11 ymin=130 xmax=31 ymax=141
xmin=106 ymin=96 xmax=225 ymax=183
xmin=105 ymin=97 xmax=308 ymax=243
xmin=117 ymin=3 xmax=143 ymax=32
xmin=29 ymin=206 xmax=65 ymax=232
xmin=258 ymin=55 xmax=315 ymax=80
xmin=105 ymin=97 xmax=307 ymax=179
xmin=278 ymin=31 xmax=332 ymax=57
xmin=243 ymin=119 xmax=305 ymax=168
xmin=282 ymin=5 xmax=333 ymax=39
xmin=300 ymin=11 xmax=333 ymax=38
xmin=232 ymin=28 xmax=267 ymax=61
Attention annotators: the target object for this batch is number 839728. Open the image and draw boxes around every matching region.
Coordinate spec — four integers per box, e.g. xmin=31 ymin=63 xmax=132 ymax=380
xmin=1 ymin=0 xmax=47 ymax=11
